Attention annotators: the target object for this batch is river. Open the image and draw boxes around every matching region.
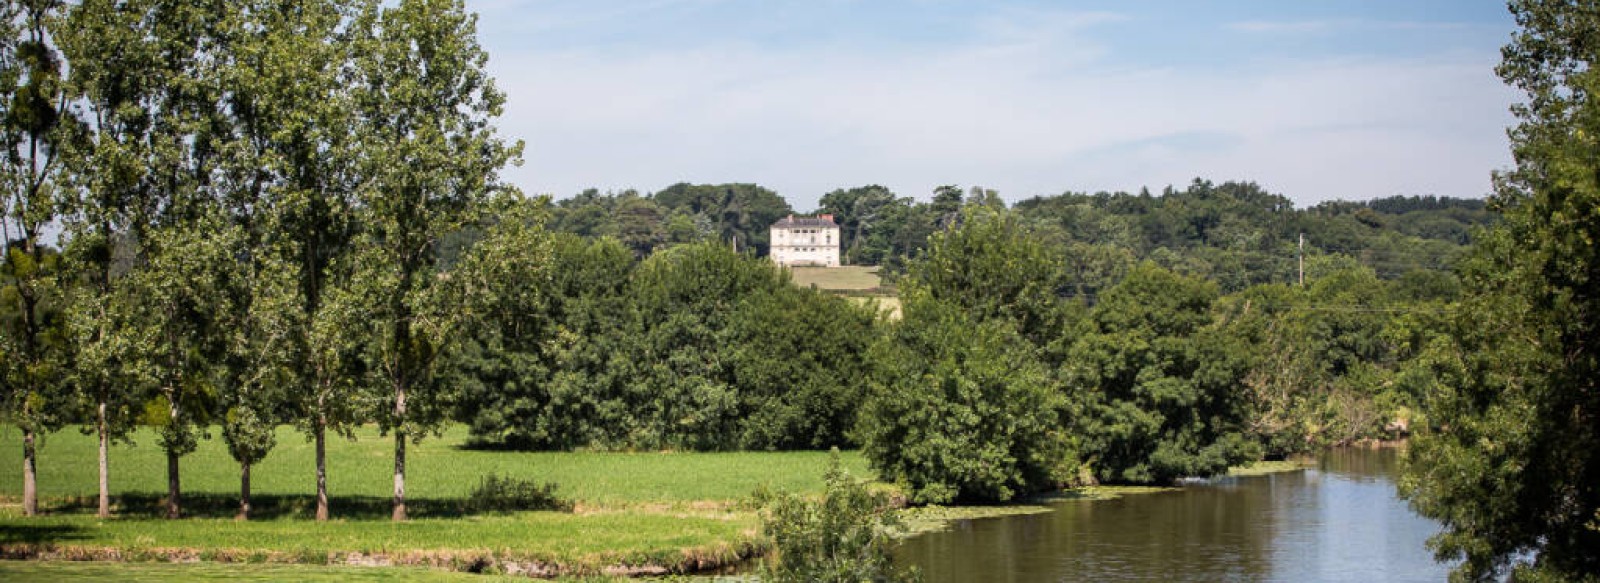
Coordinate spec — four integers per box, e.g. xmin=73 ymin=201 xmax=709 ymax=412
xmin=895 ymin=448 xmax=1452 ymax=582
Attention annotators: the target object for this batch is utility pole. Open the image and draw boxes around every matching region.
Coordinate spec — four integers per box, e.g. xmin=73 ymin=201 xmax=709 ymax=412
xmin=1298 ymin=233 xmax=1305 ymax=287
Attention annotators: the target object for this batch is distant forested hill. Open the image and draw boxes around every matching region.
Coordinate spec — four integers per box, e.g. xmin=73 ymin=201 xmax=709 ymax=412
xmin=1012 ymin=179 xmax=1491 ymax=292
xmin=543 ymin=179 xmax=1491 ymax=293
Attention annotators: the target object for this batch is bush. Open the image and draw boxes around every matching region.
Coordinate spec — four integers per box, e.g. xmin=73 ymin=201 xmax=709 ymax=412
xmin=760 ymin=450 xmax=918 ymax=583
xmin=860 ymin=293 xmax=1074 ymax=503
xmin=466 ymin=474 xmax=572 ymax=513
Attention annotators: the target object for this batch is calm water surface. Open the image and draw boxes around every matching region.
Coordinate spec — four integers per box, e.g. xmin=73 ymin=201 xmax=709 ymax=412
xmin=895 ymin=448 xmax=1451 ymax=582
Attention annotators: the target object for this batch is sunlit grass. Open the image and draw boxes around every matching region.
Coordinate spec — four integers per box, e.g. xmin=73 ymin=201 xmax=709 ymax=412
xmin=787 ymin=265 xmax=882 ymax=290
xmin=0 ymin=424 xmax=869 ymax=576
xmin=0 ymin=505 xmax=757 ymax=569
xmin=0 ymin=424 xmax=873 ymax=509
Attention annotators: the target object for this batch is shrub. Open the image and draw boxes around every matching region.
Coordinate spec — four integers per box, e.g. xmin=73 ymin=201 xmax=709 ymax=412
xmin=467 ymin=474 xmax=572 ymax=513
xmin=759 ymin=449 xmax=918 ymax=583
xmin=860 ymin=294 xmax=1074 ymax=503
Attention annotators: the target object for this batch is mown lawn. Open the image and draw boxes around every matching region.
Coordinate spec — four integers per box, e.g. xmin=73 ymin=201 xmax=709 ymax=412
xmin=786 ymin=265 xmax=882 ymax=291
xmin=0 ymin=425 xmax=872 ymax=507
xmin=0 ymin=425 xmax=871 ymax=577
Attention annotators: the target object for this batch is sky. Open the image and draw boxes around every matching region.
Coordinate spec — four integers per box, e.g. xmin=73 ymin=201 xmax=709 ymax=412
xmin=468 ymin=0 xmax=1520 ymax=211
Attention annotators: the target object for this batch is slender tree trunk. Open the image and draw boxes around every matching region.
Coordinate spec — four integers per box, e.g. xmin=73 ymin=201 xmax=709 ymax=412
xmin=165 ymin=384 xmax=182 ymax=519
xmin=392 ymin=375 xmax=408 ymax=521
xmin=315 ymin=409 xmax=329 ymax=521
xmin=19 ymin=286 xmax=39 ymax=518
xmin=22 ymin=429 xmax=37 ymax=517
xmin=392 ymin=432 xmax=407 ymax=521
xmin=97 ymin=399 xmax=110 ymax=518
xmin=392 ymin=400 xmax=407 ymax=521
xmin=165 ymin=448 xmax=181 ymax=519
xmin=237 ymin=461 xmax=251 ymax=520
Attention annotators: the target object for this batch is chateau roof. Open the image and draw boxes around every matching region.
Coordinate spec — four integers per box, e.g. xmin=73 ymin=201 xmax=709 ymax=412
xmin=772 ymin=214 xmax=838 ymax=229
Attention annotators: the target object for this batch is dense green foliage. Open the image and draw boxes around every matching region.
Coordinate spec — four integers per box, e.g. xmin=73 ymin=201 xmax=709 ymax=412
xmin=760 ymin=451 xmax=916 ymax=583
xmin=452 ymin=240 xmax=878 ymax=452
xmin=858 ymin=210 xmax=1075 ymax=503
xmin=547 ymin=179 xmax=1487 ymax=287
xmin=850 ymin=201 xmax=1452 ymax=500
xmin=549 ymin=182 xmax=792 ymax=257
xmin=1066 ymin=263 xmax=1259 ymax=483
xmin=1399 ymin=1 xmax=1600 ymax=580
xmin=1015 ymin=183 xmax=1489 ymax=292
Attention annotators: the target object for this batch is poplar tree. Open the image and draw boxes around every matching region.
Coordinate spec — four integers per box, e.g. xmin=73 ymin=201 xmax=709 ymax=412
xmin=0 ymin=0 xmax=70 ymax=518
xmin=209 ymin=0 xmax=348 ymax=521
xmin=347 ymin=0 xmax=521 ymax=521
xmin=105 ymin=0 xmax=234 ymax=519
xmin=251 ymin=0 xmax=368 ymax=523
xmin=56 ymin=0 xmax=163 ymax=519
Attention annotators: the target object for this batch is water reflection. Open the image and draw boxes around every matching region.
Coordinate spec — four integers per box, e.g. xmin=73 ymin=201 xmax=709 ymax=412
xmin=895 ymin=449 xmax=1449 ymax=582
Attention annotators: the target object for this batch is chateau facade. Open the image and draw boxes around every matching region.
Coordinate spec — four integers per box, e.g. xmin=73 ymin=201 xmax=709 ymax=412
xmin=769 ymin=214 xmax=840 ymax=267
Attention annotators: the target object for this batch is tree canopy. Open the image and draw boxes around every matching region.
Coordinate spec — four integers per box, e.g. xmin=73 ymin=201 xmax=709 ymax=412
xmin=1399 ymin=1 xmax=1600 ymax=579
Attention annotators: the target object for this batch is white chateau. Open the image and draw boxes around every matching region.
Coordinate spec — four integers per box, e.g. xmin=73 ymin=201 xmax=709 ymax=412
xmin=769 ymin=214 xmax=841 ymax=267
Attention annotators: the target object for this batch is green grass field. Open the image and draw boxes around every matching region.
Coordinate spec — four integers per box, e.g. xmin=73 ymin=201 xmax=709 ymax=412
xmin=788 ymin=265 xmax=901 ymax=319
xmin=0 ymin=424 xmax=871 ymax=577
xmin=786 ymin=265 xmax=883 ymax=291
xmin=0 ymin=561 xmax=526 ymax=582
xmin=0 ymin=425 xmax=871 ymax=506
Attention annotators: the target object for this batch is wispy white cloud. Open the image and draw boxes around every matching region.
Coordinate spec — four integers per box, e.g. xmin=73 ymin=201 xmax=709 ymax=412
xmin=1226 ymin=19 xmax=1476 ymax=34
xmin=478 ymin=3 xmax=1515 ymax=210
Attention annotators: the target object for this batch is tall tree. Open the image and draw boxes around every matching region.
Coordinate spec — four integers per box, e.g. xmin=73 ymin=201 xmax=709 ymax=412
xmin=56 ymin=0 xmax=161 ymax=519
xmin=859 ymin=208 xmax=1076 ymax=503
xmin=1066 ymin=263 xmax=1258 ymax=484
xmin=859 ymin=282 xmax=1072 ymax=503
xmin=209 ymin=0 xmax=361 ymax=521
xmin=653 ymin=183 xmax=791 ymax=255
xmin=114 ymin=0 xmax=234 ymax=519
xmin=817 ymin=185 xmax=901 ymax=265
xmin=0 ymin=0 xmax=70 ymax=518
xmin=1401 ymin=1 xmax=1600 ymax=579
xmin=347 ymin=0 xmax=521 ymax=521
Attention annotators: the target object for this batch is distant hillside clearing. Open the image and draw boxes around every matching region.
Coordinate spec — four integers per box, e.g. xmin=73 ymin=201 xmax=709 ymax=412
xmin=788 ymin=265 xmax=883 ymax=291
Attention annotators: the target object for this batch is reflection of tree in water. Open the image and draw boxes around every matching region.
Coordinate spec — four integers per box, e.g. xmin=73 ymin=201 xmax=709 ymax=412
xmin=896 ymin=449 xmax=1445 ymax=582
xmin=1317 ymin=447 xmax=1399 ymax=482
xmin=896 ymin=479 xmax=1278 ymax=582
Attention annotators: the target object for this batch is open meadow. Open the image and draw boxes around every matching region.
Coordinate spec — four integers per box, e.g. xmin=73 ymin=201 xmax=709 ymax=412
xmin=786 ymin=265 xmax=883 ymax=291
xmin=787 ymin=265 xmax=902 ymax=318
xmin=0 ymin=425 xmax=872 ymax=578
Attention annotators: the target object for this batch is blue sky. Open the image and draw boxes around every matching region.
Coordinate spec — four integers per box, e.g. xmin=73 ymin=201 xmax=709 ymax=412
xmin=469 ymin=0 xmax=1518 ymax=210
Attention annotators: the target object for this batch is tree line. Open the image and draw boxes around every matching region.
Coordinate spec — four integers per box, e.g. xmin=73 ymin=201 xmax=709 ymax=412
xmin=0 ymin=0 xmax=518 ymax=522
xmin=542 ymin=181 xmax=1490 ymax=287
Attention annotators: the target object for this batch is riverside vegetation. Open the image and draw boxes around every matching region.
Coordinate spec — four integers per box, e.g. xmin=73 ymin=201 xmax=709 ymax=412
xmin=2 ymin=0 xmax=1598 ymax=581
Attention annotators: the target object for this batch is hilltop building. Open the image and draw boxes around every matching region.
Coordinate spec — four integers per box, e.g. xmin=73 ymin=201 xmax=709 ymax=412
xmin=769 ymin=214 xmax=840 ymax=267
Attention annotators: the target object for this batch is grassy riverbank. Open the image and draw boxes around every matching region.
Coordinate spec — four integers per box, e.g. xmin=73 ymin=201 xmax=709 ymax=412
xmin=0 ymin=426 xmax=1309 ymax=579
xmin=0 ymin=425 xmax=867 ymax=578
